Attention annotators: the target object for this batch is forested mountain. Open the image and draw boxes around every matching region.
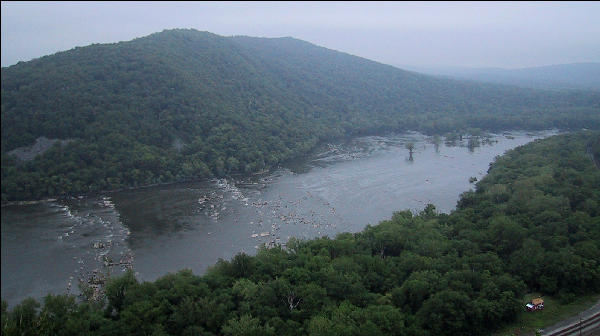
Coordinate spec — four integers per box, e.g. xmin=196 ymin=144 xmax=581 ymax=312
xmin=2 ymin=29 xmax=599 ymax=200
xmin=402 ymin=63 xmax=600 ymax=91
xmin=2 ymin=131 xmax=599 ymax=336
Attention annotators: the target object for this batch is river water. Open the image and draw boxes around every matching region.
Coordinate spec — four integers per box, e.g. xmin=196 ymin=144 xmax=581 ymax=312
xmin=1 ymin=131 xmax=556 ymax=307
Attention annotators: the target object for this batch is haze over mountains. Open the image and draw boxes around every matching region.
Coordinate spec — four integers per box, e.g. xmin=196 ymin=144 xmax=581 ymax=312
xmin=401 ymin=63 xmax=600 ymax=91
xmin=2 ymin=29 xmax=599 ymax=201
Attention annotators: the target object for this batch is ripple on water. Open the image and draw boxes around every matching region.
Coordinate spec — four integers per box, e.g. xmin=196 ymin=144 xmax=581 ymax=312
xmin=2 ymin=131 xmax=558 ymax=306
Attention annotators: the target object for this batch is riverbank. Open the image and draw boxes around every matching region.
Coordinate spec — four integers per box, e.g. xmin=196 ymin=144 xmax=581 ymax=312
xmin=2 ymin=131 xmax=557 ymax=308
xmin=0 ymin=129 xmax=548 ymax=205
xmin=2 ymin=131 xmax=597 ymax=336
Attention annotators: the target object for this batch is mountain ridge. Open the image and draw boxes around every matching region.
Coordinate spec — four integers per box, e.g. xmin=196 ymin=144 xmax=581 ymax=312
xmin=2 ymin=28 xmax=599 ymax=200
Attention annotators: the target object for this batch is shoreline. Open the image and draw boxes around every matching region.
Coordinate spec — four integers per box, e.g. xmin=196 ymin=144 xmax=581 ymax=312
xmin=0 ymin=128 xmax=562 ymax=207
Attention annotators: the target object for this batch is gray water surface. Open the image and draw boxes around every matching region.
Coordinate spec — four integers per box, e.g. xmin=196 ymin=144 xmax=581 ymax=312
xmin=1 ymin=131 xmax=556 ymax=307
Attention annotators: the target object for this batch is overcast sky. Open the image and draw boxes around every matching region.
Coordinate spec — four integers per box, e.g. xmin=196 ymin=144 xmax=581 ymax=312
xmin=2 ymin=1 xmax=599 ymax=69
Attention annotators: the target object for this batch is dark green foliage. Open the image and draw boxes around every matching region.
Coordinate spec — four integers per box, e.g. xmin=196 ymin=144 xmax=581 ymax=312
xmin=2 ymin=29 xmax=600 ymax=201
xmin=2 ymin=132 xmax=598 ymax=335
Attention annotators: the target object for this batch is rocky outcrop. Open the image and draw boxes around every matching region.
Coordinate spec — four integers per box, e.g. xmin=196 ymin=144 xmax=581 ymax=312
xmin=7 ymin=136 xmax=73 ymax=161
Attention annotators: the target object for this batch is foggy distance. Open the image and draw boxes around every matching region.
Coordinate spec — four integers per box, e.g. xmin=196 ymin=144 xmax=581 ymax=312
xmin=2 ymin=1 xmax=599 ymax=69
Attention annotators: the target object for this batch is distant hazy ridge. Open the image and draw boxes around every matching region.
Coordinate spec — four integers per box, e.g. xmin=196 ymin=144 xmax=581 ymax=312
xmin=402 ymin=63 xmax=600 ymax=91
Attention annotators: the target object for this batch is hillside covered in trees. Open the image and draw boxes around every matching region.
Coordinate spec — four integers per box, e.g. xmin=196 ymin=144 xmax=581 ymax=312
xmin=2 ymin=131 xmax=599 ymax=335
xmin=2 ymin=29 xmax=600 ymax=201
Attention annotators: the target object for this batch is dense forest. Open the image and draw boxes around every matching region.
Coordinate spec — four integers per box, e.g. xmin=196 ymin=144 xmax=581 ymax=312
xmin=2 ymin=29 xmax=600 ymax=201
xmin=2 ymin=131 xmax=598 ymax=335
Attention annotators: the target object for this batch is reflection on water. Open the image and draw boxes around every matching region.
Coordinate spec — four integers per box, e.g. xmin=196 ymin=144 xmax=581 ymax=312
xmin=1 ymin=130 xmax=556 ymax=306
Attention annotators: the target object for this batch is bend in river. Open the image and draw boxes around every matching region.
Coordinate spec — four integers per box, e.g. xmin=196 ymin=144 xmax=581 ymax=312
xmin=1 ymin=130 xmax=557 ymax=307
